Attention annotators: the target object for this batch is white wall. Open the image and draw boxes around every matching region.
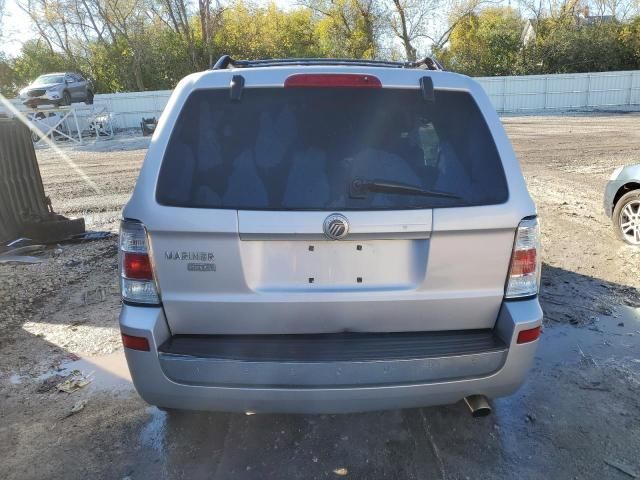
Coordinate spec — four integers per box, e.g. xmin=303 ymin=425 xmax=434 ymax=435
xmin=6 ymin=69 xmax=640 ymax=130
xmin=92 ymin=91 xmax=171 ymax=130
xmin=477 ymin=70 xmax=640 ymax=113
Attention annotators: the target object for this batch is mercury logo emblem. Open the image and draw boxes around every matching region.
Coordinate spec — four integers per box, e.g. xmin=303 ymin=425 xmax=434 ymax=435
xmin=323 ymin=214 xmax=349 ymax=240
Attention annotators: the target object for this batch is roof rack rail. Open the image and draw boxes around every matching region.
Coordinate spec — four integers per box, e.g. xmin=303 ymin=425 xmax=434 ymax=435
xmin=211 ymin=55 xmax=444 ymax=71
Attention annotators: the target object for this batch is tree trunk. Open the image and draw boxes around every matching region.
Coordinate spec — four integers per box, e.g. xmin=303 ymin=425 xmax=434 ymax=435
xmin=132 ymin=51 xmax=145 ymax=91
xmin=391 ymin=0 xmax=417 ymax=61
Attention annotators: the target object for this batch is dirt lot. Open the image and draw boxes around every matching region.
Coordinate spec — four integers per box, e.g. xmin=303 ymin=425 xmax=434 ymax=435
xmin=1 ymin=114 xmax=640 ymax=479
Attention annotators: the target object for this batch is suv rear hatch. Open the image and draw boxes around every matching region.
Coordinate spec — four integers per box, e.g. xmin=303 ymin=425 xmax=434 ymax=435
xmin=145 ymin=75 xmax=516 ymax=335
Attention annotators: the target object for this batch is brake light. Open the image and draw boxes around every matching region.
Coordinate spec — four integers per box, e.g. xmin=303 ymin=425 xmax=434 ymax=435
xmin=505 ymin=217 xmax=541 ymax=299
xmin=121 ymin=333 xmax=150 ymax=351
xmin=123 ymin=252 xmax=153 ymax=280
xmin=284 ymin=74 xmax=382 ymax=89
xmin=517 ymin=326 xmax=541 ymax=344
xmin=119 ymin=220 xmax=160 ymax=305
xmin=510 ymin=249 xmax=537 ymax=276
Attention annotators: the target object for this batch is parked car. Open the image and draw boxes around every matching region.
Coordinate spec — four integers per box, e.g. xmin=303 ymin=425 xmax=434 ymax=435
xmin=604 ymin=164 xmax=640 ymax=245
xmin=118 ymin=56 xmax=542 ymax=415
xmin=19 ymin=72 xmax=94 ymax=108
xmin=27 ymin=111 xmax=68 ymax=142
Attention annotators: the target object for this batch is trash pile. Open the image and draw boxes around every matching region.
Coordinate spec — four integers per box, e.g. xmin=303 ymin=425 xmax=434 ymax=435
xmin=0 ymin=232 xmax=114 ymax=265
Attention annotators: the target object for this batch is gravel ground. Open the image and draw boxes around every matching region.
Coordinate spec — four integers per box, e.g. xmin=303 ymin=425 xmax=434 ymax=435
xmin=1 ymin=114 xmax=639 ymax=479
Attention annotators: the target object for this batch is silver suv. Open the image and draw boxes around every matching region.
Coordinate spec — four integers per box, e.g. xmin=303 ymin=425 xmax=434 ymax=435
xmin=119 ymin=57 xmax=542 ymax=414
xmin=19 ymin=72 xmax=95 ymax=108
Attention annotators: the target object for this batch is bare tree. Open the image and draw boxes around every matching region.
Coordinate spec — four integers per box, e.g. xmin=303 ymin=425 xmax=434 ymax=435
xmin=518 ymin=0 xmax=637 ymax=20
xmin=387 ymin=0 xmax=440 ymax=61
xmin=154 ymin=0 xmax=199 ymax=68
xmin=16 ymin=0 xmax=77 ymax=56
xmin=387 ymin=0 xmax=492 ymax=61
xmin=433 ymin=0 xmax=495 ymax=49
xmin=17 ymin=0 xmax=153 ymax=90
xmin=199 ymin=0 xmax=224 ymax=67
xmin=597 ymin=0 xmax=639 ymax=18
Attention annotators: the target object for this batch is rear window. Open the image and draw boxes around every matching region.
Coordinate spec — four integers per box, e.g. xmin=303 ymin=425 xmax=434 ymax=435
xmin=156 ymin=87 xmax=508 ymax=210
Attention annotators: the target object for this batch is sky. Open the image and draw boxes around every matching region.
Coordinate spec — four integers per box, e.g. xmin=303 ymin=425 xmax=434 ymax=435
xmin=1 ymin=0 xmax=32 ymax=55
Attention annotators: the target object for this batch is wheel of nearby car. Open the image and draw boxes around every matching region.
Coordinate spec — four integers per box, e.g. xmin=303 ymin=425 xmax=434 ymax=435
xmin=613 ymin=189 xmax=640 ymax=245
xmin=62 ymin=90 xmax=72 ymax=106
xmin=85 ymin=90 xmax=94 ymax=105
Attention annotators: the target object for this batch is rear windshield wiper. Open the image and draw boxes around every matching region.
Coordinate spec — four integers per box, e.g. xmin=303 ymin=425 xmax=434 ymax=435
xmin=350 ymin=178 xmax=464 ymax=201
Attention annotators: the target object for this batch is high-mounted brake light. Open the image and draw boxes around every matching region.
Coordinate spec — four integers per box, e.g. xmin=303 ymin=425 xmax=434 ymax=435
xmin=505 ymin=217 xmax=541 ymax=299
xmin=119 ymin=220 xmax=160 ymax=305
xmin=284 ymin=74 xmax=382 ymax=89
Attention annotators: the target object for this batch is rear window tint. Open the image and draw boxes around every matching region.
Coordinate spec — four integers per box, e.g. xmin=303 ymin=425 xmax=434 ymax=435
xmin=156 ymin=87 xmax=508 ymax=210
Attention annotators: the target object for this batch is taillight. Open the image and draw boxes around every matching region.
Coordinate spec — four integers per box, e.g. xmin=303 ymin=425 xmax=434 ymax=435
xmin=284 ymin=74 xmax=382 ymax=89
xmin=119 ymin=220 xmax=160 ymax=305
xmin=505 ymin=217 xmax=541 ymax=299
xmin=123 ymin=252 xmax=153 ymax=280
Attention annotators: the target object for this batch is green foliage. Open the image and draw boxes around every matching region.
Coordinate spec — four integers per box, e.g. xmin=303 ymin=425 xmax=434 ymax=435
xmin=436 ymin=8 xmax=524 ymax=76
xmin=524 ymin=18 xmax=635 ymax=73
xmin=311 ymin=0 xmax=379 ymax=58
xmin=215 ymin=1 xmax=322 ymax=59
xmin=88 ymin=39 xmax=132 ymax=93
xmin=1 ymin=1 xmax=640 ymax=97
xmin=140 ymin=28 xmax=197 ymax=89
xmin=11 ymin=40 xmax=76 ymax=88
xmin=0 ymin=53 xmax=16 ymax=97
xmin=620 ymin=17 xmax=640 ymax=67
xmin=438 ymin=6 xmax=640 ymax=76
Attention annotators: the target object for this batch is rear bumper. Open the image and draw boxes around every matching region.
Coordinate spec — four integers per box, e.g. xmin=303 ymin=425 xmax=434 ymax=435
xmin=120 ymin=299 xmax=542 ymax=413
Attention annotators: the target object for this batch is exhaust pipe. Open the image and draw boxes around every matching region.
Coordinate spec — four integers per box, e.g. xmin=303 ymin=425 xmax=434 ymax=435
xmin=464 ymin=395 xmax=492 ymax=417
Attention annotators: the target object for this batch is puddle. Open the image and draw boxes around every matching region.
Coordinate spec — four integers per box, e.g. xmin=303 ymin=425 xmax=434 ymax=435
xmin=9 ymin=374 xmax=24 ymax=385
xmin=540 ymin=305 xmax=640 ymax=364
xmin=492 ymin=305 xmax=640 ymax=465
xmin=39 ymin=351 xmax=133 ymax=393
xmin=139 ymin=406 xmax=168 ymax=453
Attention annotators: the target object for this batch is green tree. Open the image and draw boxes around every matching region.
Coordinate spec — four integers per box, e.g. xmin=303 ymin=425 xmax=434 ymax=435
xmin=302 ymin=0 xmax=382 ymax=58
xmin=437 ymin=7 xmax=524 ymax=76
xmin=11 ymin=40 xmax=76 ymax=87
xmin=620 ymin=16 xmax=640 ymax=68
xmin=523 ymin=16 xmax=633 ymax=73
xmin=0 ymin=54 xmax=17 ymax=97
xmin=215 ymin=1 xmax=321 ymax=59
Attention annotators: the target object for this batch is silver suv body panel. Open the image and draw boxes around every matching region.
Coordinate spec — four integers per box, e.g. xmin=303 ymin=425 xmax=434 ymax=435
xmin=120 ymin=64 xmax=541 ymax=412
xmin=120 ymin=298 xmax=541 ymax=413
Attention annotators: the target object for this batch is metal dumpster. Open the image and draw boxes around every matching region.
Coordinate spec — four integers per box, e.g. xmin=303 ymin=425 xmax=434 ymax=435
xmin=0 ymin=118 xmax=84 ymax=246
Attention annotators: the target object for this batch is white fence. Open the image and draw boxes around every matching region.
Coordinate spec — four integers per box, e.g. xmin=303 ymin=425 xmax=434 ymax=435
xmin=478 ymin=70 xmax=640 ymax=113
xmin=91 ymin=91 xmax=171 ymax=130
xmin=5 ymin=69 xmax=640 ymax=131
